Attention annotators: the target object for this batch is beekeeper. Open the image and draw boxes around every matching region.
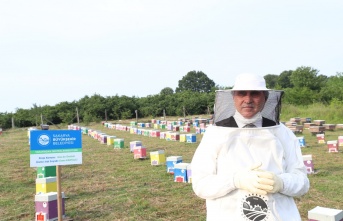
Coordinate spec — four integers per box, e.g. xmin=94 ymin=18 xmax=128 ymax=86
xmin=191 ymin=73 xmax=310 ymax=221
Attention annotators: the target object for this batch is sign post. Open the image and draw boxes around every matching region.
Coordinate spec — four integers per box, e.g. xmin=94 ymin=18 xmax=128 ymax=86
xmin=30 ymin=130 xmax=82 ymax=221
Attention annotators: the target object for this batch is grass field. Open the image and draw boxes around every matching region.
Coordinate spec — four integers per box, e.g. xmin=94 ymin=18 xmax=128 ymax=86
xmin=0 ymin=116 xmax=342 ymax=221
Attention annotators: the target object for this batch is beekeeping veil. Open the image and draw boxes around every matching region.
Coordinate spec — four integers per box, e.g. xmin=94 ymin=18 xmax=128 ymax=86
xmin=213 ymin=73 xmax=284 ymax=125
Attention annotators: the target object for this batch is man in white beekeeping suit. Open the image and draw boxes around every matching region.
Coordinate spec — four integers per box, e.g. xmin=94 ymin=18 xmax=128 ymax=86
xmin=191 ymin=73 xmax=310 ymax=221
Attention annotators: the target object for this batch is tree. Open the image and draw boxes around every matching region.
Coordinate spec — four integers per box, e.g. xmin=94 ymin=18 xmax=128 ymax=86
xmin=277 ymin=70 xmax=293 ymax=88
xmin=290 ymin=66 xmax=325 ymax=91
xmin=175 ymin=70 xmax=215 ymax=93
xmin=264 ymin=74 xmax=278 ymax=89
xmin=319 ymin=72 xmax=343 ymax=103
xmin=160 ymin=87 xmax=174 ymax=96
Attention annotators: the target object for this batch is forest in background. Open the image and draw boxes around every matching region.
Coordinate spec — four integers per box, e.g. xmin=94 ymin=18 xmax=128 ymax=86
xmin=1 ymin=66 xmax=343 ymax=129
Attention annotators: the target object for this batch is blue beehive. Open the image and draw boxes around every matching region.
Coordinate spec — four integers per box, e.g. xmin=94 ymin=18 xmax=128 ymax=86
xmin=186 ymin=134 xmax=196 ymax=143
xmin=166 ymin=156 xmax=182 ymax=174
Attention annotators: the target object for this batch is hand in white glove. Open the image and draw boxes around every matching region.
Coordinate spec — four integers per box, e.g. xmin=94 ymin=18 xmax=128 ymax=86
xmin=234 ymin=162 xmax=274 ymax=195
xmin=257 ymin=171 xmax=284 ymax=193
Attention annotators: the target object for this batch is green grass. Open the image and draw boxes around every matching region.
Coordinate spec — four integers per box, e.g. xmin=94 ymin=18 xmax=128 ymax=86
xmin=0 ymin=116 xmax=342 ymax=221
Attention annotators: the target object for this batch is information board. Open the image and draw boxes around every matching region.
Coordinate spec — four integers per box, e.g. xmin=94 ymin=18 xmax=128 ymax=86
xmin=30 ymin=130 xmax=82 ymax=167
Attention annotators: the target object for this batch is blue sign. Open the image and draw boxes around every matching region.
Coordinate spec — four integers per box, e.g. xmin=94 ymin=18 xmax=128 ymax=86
xmin=30 ymin=130 xmax=82 ymax=167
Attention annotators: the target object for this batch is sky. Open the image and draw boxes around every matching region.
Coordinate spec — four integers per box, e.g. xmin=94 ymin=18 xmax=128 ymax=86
xmin=1 ymin=0 xmax=343 ymax=113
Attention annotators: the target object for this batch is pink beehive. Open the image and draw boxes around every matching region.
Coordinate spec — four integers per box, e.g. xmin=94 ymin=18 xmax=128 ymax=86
xmin=327 ymin=140 xmax=338 ymax=153
xmin=302 ymin=155 xmax=314 ymax=174
xmin=195 ymin=127 xmax=201 ymax=134
xmin=316 ymin=134 xmax=325 ymax=144
xmin=150 ymin=130 xmax=160 ymax=138
xmin=170 ymin=132 xmax=180 ymax=141
xmin=183 ymin=126 xmax=190 ymax=132
xmin=173 ymin=126 xmax=179 ymax=132
xmin=338 ymin=136 xmax=343 ymax=147
xmin=160 ymin=132 xmax=166 ymax=139
xmin=133 ymin=146 xmax=147 ymax=159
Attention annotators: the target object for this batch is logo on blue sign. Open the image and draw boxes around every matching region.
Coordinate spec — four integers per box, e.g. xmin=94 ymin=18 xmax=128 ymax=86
xmin=38 ymin=134 xmax=50 ymax=146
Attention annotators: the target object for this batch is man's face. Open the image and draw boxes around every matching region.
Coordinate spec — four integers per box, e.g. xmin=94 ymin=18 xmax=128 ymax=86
xmin=233 ymin=90 xmax=266 ymax=119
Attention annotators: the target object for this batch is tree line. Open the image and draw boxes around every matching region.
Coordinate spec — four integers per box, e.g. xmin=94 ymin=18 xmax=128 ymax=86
xmin=1 ymin=67 xmax=342 ymax=129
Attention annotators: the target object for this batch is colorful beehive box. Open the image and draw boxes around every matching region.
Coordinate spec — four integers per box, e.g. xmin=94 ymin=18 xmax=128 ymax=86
xmin=338 ymin=136 xmax=343 ymax=147
xmin=37 ymin=166 xmax=56 ymax=178
xmin=100 ymin=134 xmax=107 ymax=144
xmin=187 ymin=164 xmax=192 ymax=183
xmin=133 ymin=146 xmax=147 ymax=159
xmin=130 ymin=121 xmax=137 ymax=127
xmin=308 ymin=206 xmax=343 ymax=221
xmin=137 ymin=129 xmax=142 ymax=135
xmin=165 ymin=132 xmax=172 ymax=141
xmin=195 ymin=127 xmax=201 ymax=134
xmin=297 ymin=137 xmax=306 ymax=147
xmin=151 ymin=119 xmax=157 ymax=124
xmin=166 ymin=156 xmax=182 ymax=174
xmin=200 ymin=128 xmax=206 ymax=134
xmin=130 ymin=141 xmax=142 ymax=152
xmin=143 ymin=130 xmax=150 ymax=137
xmin=153 ymin=124 xmax=159 ymax=129
xmin=138 ymin=123 xmax=145 ymax=128
xmin=316 ymin=134 xmax=325 ymax=144
xmin=186 ymin=134 xmax=196 ymax=143
xmin=36 ymin=177 xmax=57 ymax=194
xmin=170 ymin=132 xmax=180 ymax=141
xmin=150 ymin=130 xmax=160 ymax=138
xmin=200 ymin=123 xmax=206 ymax=128
xmin=107 ymin=136 xmax=116 ymax=146
xmin=150 ymin=150 xmax=166 ymax=165
xmin=302 ymin=154 xmax=314 ymax=174
xmin=160 ymin=132 xmax=166 ymax=139
xmin=160 ymin=124 xmax=166 ymax=130
xmin=145 ymin=123 xmax=151 ymax=128
xmin=183 ymin=126 xmax=191 ymax=132
xmin=114 ymin=138 xmax=124 ymax=149
xmin=327 ymin=140 xmax=338 ymax=152
xmin=167 ymin=124 xmax=173 ymax=131
xmin=174 ymin=163 xmax=190 ymax=183
xmin=180 ymin=134 xmax=186 ymax=142
xmin=35 ymin=192 xmax=65 ymax=221
xmin=173 ymin=126 xmax=179 ymax=132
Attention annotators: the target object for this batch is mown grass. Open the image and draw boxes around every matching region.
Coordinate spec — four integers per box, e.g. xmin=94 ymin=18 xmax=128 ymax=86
xmin=0 ymin=115 xmax=342 ymax=221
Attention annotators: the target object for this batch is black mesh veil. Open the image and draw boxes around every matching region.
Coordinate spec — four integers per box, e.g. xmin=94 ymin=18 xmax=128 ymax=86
xmin=213 ymin=90 xmax=284 ymax=125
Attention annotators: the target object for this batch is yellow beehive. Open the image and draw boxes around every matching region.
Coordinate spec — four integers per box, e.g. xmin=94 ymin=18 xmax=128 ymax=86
xmin=36 ymin=177 xmax=57 ymax=194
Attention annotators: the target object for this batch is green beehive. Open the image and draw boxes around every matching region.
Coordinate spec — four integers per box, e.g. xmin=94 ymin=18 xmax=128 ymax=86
xmin=37 ymin=166 xmax=56 ymax=178
xmin=114 ymin=138 xmax=124 ymax=148
xmin=130 ymin=121 xmax=137 ymax=127
xmin=160 ymin=124 xmax=166 ymax=129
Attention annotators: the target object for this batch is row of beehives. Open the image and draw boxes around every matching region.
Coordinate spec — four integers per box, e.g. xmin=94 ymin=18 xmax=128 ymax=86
xmin=68 ymin=124 xmax=193 ymax=183
xmin=104 ymin=119 xmax=210 ymax=134
xmin=298 ymin=136 xmax=343 ymax=220
xmin=68 ymin=122 xmax=202 ymax=144
xmin=298 ymin=133 xmax=341 ymax=176
xmin=285 ymin=117 xmax=343 ymax=134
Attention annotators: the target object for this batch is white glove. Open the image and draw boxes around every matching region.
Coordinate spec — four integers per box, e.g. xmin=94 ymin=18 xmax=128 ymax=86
xmin=257 ymin=171 xmax=284 ymax=193
xmin=234 ymin=162 xmax=274 ymax=195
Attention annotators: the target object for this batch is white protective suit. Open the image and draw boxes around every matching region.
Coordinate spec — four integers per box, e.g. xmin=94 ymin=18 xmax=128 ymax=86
xmin=191 ymin=124 xmax=310 ymax=221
